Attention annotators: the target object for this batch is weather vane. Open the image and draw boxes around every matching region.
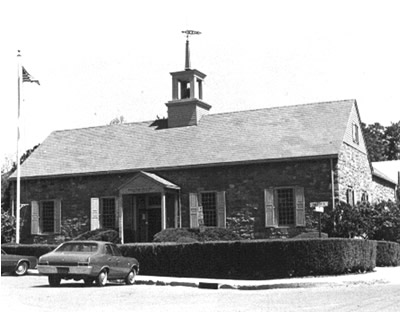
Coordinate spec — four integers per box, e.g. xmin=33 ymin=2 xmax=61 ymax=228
xmin=182 ymin=30 xmax=202 ymax=39
xmin=181 ymin=30 xmax=201 ymax=70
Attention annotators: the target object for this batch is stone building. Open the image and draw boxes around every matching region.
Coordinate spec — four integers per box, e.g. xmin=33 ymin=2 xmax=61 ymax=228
xmin=9 ymin=40 xmax=396 ymax=243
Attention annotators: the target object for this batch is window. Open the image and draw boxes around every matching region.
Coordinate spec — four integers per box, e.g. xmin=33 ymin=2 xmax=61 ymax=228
xmin=31 ymin=199 xmax=61 ymax=234
xmin=101 ymin=198 xmax=116 ymax=229
xmin=352 ymin=123 xmax=359 ymax=144
xmin=42 ymin=201 xmax=55 ymax=233
xmin=361 ymin=191 xmax=369 ymax=203
xmin=201 ymin=192 xmax=217 ymax=227
xmin=265 ymin=187 xmax=305 ymax=227
xmin=189 ymin=191 xmax=226 ymax=228
xmin=346 ymin=188 xmax=355 ymax=206
xmin=276 ymin=188 xmax=295 ymax=226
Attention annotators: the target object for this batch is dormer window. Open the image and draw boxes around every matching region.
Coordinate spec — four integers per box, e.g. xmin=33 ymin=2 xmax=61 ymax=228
xmin=352 ymin=123 xmax=359 ymax=145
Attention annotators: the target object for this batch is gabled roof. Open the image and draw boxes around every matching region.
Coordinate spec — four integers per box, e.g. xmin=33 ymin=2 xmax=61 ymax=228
xmin=15 ymin=99 xmax=355 ymax=179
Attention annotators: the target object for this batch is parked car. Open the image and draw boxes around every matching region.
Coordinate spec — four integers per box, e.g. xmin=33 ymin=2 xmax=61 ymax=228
xmin=37 ymin=241 xmax=139 ymax=287
xmin=1 ymin=249 xmax=37 ymax=276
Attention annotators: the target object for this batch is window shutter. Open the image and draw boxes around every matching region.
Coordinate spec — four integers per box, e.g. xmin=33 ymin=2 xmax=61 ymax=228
xmin=189 ymin=193 xmax=199 ymax=228
xmin=295 ymin=187 xmax=306 ymax=227
xmin=91 ymin=198 xmax=100 ymax=230
xmin=264 ymin=188 xmax=277 ymax=227
xmin=31 ymin=201 xmax=40 ymax=234
xmin=54 ymin=199 xmax=62 ymax=233
xmin=216 ymin=191 xmax=226 ymax=228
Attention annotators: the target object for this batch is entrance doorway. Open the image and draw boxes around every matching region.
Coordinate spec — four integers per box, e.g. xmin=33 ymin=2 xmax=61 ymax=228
xmin=122 ymin=194 xmax=162 ymax=243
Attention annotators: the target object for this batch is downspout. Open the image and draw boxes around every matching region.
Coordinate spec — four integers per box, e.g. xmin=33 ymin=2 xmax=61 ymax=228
xmin=330 ymin=158 xmax=336 ymax=210
xmin=178 ymin=189 xmax=182 ymax=228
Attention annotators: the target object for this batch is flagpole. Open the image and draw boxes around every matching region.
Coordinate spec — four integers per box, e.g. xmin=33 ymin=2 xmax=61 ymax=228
xmin=16 ymin=50 xmax=22 ymax=244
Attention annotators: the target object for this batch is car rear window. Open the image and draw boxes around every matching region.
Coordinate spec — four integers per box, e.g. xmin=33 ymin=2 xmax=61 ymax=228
xmin=55 ymin=243 xmax=98 ymax=253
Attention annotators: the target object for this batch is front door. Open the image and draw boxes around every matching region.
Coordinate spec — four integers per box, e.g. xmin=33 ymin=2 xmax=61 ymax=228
xmin=137 ymin=194 xmax=161 ymax=242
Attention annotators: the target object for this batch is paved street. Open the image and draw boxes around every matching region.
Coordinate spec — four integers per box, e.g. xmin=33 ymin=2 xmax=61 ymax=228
xmin=1 ymin=273 xmax=400 ymax=312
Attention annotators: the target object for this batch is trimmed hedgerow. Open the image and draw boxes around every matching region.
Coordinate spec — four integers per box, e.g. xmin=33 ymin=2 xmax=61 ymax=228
xmin=119 ymin=238 xmax=376 ymax=280
xmin=153 ymin=227 xmax=242 ymax=243
xmin=376 ymin=241 xmax=400 ymax=267
xmin=72 ymin=229 xmax=120 ymax=243
xmin=1 ymin=244 xmax=58 ymax=258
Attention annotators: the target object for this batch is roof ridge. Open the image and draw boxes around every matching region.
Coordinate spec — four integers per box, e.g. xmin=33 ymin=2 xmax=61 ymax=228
xmin=51 ymin=119 xmax=153 ymax=134
xmin=206 ymin=99 xmax=356 ymax=118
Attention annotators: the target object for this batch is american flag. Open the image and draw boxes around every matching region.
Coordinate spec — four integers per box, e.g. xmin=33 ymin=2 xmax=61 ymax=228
xmin=22 ymin=67 xmax=40 ymax=85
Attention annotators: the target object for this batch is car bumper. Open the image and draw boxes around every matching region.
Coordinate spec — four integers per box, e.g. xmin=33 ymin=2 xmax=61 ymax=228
xmin=37 ymin=265 xmax=94 ymax=275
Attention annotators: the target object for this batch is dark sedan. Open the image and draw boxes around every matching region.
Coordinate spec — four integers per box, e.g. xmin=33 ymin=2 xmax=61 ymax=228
xmin=37 ymin=241 xmax=139 ymax=287
xmin=1 ymin=249 xmax=37 ymax=276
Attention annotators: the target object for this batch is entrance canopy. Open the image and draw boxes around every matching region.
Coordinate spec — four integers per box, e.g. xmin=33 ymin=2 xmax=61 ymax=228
xmin=119 ymin=171 xmax=180 ymax=194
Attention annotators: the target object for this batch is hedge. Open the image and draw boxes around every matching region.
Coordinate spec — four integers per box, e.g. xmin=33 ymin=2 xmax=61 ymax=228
xmin=376 ymin=241 xmax=400 ymax=267
xmin=1 ymin=244 xmax=58 ymax=258
xmin=119 ymin=238 xmax=376 ymax=280
xmin=2 ymin=238 xmax=377 ymax=280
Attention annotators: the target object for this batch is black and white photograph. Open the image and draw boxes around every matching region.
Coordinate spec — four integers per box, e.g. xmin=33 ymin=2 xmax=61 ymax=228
xmin=1 ymin=1 xmax=400 ymax=311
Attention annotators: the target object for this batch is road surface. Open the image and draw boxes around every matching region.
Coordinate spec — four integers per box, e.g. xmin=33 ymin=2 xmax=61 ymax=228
xmin=1 ymin=274 xmax=400 ymax=312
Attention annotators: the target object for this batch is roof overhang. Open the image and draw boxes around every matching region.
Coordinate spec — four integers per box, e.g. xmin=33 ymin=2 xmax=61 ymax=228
xmin=10 ymin=154 xmax=339 ymax=181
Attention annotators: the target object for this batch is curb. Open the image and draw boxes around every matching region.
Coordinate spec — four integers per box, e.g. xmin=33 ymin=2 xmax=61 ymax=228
xmin=26 ymin=269 xmax=397 ymax=290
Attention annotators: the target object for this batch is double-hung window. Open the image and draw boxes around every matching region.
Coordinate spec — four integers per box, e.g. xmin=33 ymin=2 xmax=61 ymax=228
xmin=90 ymin=197 xmax=116 ymax=230
xmin=265 ymin=186 xmax=305 ymax=227
xmin=189 ymin=191 xmax=226 ymax=228
xmin=31 ymin=199 xmax=62 ymax=234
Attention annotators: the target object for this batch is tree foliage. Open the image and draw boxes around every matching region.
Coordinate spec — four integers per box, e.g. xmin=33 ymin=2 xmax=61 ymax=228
xmin=1 ymin=144 xmax=40 ymax=211
xmin=109 ymin=115 xmax=126 ymax=125
xmin=1 ymin=208 xmax=15 ymax=243
xmin=362 ymin=121 xmax=400 ymax=161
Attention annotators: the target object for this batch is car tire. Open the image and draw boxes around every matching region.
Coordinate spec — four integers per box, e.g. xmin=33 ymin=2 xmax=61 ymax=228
xmin=15 ymin=261 xmax=29 ymax=276
xmin=125 ymin=269 xmax=137 ymax=285
xmin=48 ymin=275 xmax=61 ymax=287
xmin=84 ymin=278 xmax=94 ymax=286
xmin=96 ymin=270 xmax=108 ymax=287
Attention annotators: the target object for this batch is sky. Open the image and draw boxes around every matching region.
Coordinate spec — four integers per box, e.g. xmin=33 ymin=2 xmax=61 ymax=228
xmin=1 ymin=0 xmax=400 ymax=165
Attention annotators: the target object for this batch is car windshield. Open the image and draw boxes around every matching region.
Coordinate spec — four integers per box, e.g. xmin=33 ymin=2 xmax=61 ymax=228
xmin=55 ymin=243 xmax=98 ymax=253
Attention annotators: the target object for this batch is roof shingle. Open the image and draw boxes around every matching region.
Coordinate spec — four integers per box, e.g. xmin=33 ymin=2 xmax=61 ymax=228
xmin=16 ymin=99 xmax=355 ymax=178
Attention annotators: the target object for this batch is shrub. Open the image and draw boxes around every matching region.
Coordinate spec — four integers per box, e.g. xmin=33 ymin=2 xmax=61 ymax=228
xmin=1 ymin=208 xmax=15 ymax=243
xmin=153 ymin=227 xmax=242 ymax=243
xmin=376 ymin=241 xmax=400 ymax=266
xmin=119 ymin=238 xmax=376 ymax=279
xmin=73 ymin=229 xmax=120 ymax=244
xmin=322 ymin=201 xmax=400 ymax=242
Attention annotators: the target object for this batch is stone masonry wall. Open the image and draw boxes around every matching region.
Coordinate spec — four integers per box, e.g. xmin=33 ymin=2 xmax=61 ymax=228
xmin=372 ymin=176 xmax=396 ymax=202
xmin=16 ymin=158 xmax=334 ymax=242
xmin=336 ymin=142 xmax=373 ymax=203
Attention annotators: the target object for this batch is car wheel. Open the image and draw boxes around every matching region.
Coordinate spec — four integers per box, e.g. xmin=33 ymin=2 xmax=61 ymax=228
xmin=84 ymin=278 xmax=94 ymax=286
xmin=48 ymin=275 xmax=61 ymax=287
xmin=125 ymin=269 xmax=137 ymax=285
xmin=96 ymin=270 xmax=108 ymax=287
xmin=15 ymin=261 xmax=29 ymax=276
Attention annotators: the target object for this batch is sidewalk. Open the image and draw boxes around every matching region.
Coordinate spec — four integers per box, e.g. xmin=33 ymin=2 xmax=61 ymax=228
xmin=29 ymin=266 xmax=400 ymax=290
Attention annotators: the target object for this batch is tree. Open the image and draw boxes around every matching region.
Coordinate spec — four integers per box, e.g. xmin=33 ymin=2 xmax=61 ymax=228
xmin=362 ymin=122 xmax=387 ymax=161
xmin=385 ymin=121 xmax=400 ymax=160
xmin=109 ymin=116 xmax=126 ymax=125
xmin=362 ymin=121 xmax=400 ymax=161
xmin=1 ymin=144 xmax=40 ymax=211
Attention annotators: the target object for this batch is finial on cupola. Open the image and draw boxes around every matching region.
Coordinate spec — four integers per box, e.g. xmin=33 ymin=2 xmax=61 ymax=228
xmin=181 ymin=30 xmax=201 ymax=70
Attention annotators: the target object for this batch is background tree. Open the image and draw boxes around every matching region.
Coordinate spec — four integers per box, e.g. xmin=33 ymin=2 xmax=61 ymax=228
xmin=109 ymin=115 xmax=126 ymax=125
xmin=385 ymin=121 xmax=400 ymax=160
xmin=362 ymin=121 xmax=400 ymax=161
xmin=1 ymin=144 xmax=40 ymax=211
